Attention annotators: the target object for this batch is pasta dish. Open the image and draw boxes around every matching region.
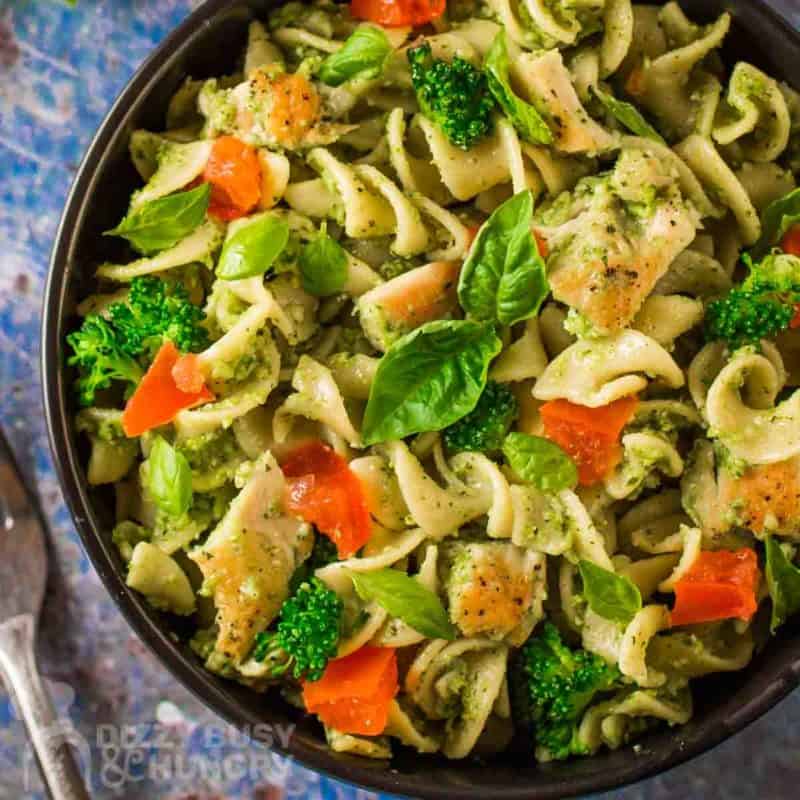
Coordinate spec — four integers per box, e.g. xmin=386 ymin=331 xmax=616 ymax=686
xmin=66 ymin=0 xmax=800 ymax=763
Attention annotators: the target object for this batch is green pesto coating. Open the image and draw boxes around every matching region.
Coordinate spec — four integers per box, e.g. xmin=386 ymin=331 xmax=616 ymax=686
xmin=518 ymin=622 xmax=620 ymax=760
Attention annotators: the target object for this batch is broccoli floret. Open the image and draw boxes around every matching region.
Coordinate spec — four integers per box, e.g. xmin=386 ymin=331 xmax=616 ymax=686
xmin=66 ymin=276 xmax=208 ymax=406
xmin=252 ymin=577 xmax=342 ymax=681
xmin=109 ymin=275 xmax=208 ymax=358
xmin=442 ymin=380 xmax=518 ymax=455
xmin=706 ymin=253 xmax=800 ymax=349
xmin=66 ymin=316 xmax=143 ymax=406
xmin=517 ymin=622 xmax=621 ymax=761
xmin=408 ymin=43 xmax=495 ymax=150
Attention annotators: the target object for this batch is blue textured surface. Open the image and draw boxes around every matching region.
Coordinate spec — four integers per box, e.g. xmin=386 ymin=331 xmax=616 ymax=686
xmin=0 ymin=1 xmax=799 ymax=798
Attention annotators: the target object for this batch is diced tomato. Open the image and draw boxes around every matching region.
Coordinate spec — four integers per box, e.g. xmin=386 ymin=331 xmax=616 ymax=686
xmin=791 ymin=305 xmax=800 ymax=329
xmin=533 ymin=229 xmax=549 ymax=258
xmin=202 ymin=136 xmax=261 ymax=221
xmin=351 ymin=0 xmax=445 ymax=27
xmin=171 ymin=353 xmax=206 ymax=394
xmin=303 ymin=646 xmax=398 ymax=736
xmin=122 ymin=342 xmax=213 ymax=437
xmin=282 ymin=441 xmax=372 ymax=558
xmin=540 ymin=396 xmax=639 ymax=486
xmin=781 ymin=224 xmax=800 ymax=257
xmin=670 ymin=549 xmax=760 ymax=627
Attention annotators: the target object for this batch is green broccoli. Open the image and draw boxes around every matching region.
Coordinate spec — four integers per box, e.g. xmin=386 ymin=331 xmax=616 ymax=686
xmin=252 ymin=577 xmax=342 ymax=681
xmin=442 ymin=380 xmax=518 ymax=455
xmin=66 ymin=316 xmax=143 ymax=406
xmin=109 ymin=275 xmax=208 ymax=358
xmin=408 ymin=43 xmax=495 ymax=150
xmin=516 ymin=622 xmax=621 ymax=761
xmin=66 ymin=276 xmax=208 ymax=406
xmin=705 ymin=253 xmax=800 ymax=349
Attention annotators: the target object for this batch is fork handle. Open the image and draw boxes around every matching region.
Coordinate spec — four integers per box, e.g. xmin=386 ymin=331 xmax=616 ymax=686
xmin=0 ymin=614 xmax=89 ymax=800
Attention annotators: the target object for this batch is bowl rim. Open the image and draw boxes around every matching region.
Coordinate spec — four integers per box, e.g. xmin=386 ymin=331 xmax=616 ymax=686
xmin=41 ymin=1 xmax=800 ymax=798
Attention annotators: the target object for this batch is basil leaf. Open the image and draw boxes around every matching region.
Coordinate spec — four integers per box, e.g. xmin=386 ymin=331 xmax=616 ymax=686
xmin=502 ymin=432 xmax=577 ymax=492
xmin=217 ymin=214 xmax=290 ymax=280
xmin=458 ymin=190 xmax=548 ymax=326
xmin=579 ymin=560 xmax=642 ymax=625
xmin=144 ymin=437 xmax=192 ymax=517
xmin=749 ymin=187 xmax=800 ymax=261
xmin=299 ymin=232 xmax=349 ymax=296
xmin=318 ymin=25 xmax=393 ymax=87
xmin=105 ymin=183 xmax=210 ymax=255
xmin=765 ymin=535 xmax=800 ymax=633
xmin=592 ymin=88 xmax=665 ymax=144
xmin=362 ymin=320 xmax=501 ymax=445
xmin=351 ymin=568 xmax=457 ymax=640
xmin=484 ymin=31 xmax=552 ymax=145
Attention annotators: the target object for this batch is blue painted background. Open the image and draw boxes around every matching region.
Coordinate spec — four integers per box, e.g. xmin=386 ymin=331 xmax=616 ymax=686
xmin=0 ymin=0 xmax=799 ymax=798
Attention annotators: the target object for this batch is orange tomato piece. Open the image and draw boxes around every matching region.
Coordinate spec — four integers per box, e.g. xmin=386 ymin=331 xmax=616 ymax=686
xmin=171 ymin=353 xmax=206 ymax=394
xmin=781 ymin=224 xmax=800 ymax=257
xmin=122 ymin=342 xmax=213 ymax=437
xmin=267 ymin=73 xmax=321 ymax=148
xmin=303 ymin=647 xmax=398 ymax=736
xmin=351 ymin=0 xmax=445 ymax=27
xmin=202 ymin=136 xmax=261 ymax=220
xmin=533 ymin=229 xmax=549 ymax=258
xmin=540 ymin=396 xmax=639 ymax=486
xmin=670 ymin=549 xmax=760 ymax=627
xmin=282 ymin=441 xmax=372 ymax=558
xmin=791 ymin=305 xmax=800 ymax=329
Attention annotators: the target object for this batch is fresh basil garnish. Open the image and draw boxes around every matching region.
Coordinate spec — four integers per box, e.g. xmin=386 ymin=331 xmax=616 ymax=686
xmin=144 ymin=436 xmax=192 ymax=517
xmin=318 ymin=25 xmax=393 ymax=87
xmin=105 ymin=183 xmax=210 ymax=255
xmin=749 ymin=187 xmax=800 ymax=260
xmin=299 ymin=231 xmax=349 ymax=296
xmin=216 ymin=213 xmax=290 ymax=280
xmin=578 ymin=560 xmax=642 ymax=625
xmin=502 ymin=432 xmax=577 ymax=492
xmin=458 ymin=190 xmax=548 ymax=326
xmin=362 ymin=320 xmax=501 ymax=445
xmin=765 ymin=535 xmax=800 ymax=633
xmin=592 ymin=87 xmax=665 ymax=144
xmin=351 ymin=568 xmax=457 ymax=640
xmin=484 ymin=31 xmax=552 ymax=145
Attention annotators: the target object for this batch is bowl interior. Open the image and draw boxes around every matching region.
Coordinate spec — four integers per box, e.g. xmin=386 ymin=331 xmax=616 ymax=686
xmin=43 ymin=1 xmax=800 ymax=798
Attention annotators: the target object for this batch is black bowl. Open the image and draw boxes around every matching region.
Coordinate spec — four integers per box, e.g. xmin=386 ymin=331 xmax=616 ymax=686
xmin=42 ymin=2 xmax=800 ymax=797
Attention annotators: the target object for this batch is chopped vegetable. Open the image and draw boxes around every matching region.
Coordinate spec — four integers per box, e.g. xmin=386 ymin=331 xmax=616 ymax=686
xmin=66 ymin=275 xmax=208 ymax=407
xmin=143 ymin=436 xmax=193 ymax=517
xmin=408 ymin=42 xmax=495 ymax=150
xmin=252 ymin=577 xmax=343 ymax=681
xmin=202 ymin=135 xmax=261 ymax=220
xmin=303 ymin=646 xmax=398 ymax=736
xmin=121 ymin=341 xmax=214 ymax=437
xmin=442 ymin=380 xmax=518 ymax=456
xmin=705 ymin=253 xmax=800 ymax=348
xmin=282 ymin=441 xmax=372 ymax=558
xmin=540 ymin=396 xmax=639 ymax=486
xmin=782 ymin=224 xmax=800 ymax=257
xmin=351 ymin=0 xmax=445 ymax=27
xmin=66 ymin=316 xmax=143 ymax=407
xmin=109 ymin=275 xmax=209 ymax=358
xmin=670 ymin=549 xmax=760 ymax=627
xmin=515 ymin=622 xmax=621 ymax=761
